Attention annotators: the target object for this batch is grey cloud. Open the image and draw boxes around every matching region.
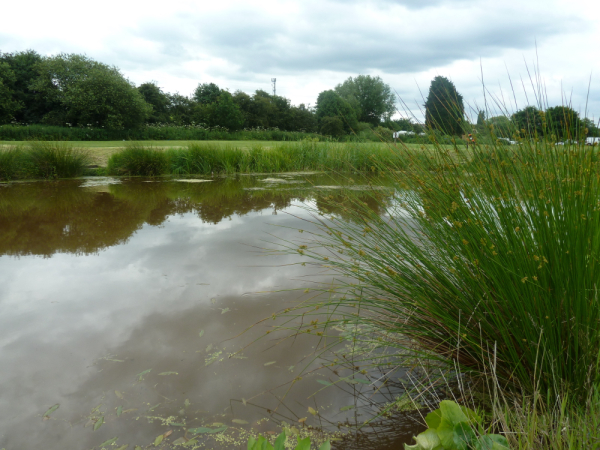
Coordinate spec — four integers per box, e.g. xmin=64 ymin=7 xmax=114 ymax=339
xmin=127 ymin=1 xmax=583 ymax=80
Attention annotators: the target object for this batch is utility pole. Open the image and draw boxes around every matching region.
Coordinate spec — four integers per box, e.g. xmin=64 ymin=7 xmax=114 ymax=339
xmin=271 ymin=78 xmax=276 ymax=96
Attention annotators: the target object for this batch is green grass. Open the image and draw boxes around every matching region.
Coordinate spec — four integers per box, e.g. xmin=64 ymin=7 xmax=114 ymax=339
xmin=0 ymin=142 xmax=91 ymax=180
xmin=105 ymin=140 xmax=441 ymax=176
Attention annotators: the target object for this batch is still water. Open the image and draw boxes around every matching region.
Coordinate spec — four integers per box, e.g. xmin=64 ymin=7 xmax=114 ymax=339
xmin=0 ymin=174 xmax=423 ymax=449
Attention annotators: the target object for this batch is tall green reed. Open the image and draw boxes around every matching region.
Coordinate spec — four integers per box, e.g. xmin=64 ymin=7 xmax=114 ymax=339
xmin=286 ymin=134 xmax=600 ymax=404
xmin=0 ymin=142 xmax=91 ymax=180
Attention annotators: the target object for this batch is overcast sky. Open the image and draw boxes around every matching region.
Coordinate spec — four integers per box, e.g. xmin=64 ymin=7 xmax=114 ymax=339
xmin=2 ymin=0 xmax=599 ymax=122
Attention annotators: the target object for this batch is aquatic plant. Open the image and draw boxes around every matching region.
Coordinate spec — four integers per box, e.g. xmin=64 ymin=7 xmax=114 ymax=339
xmin=0 ymin=142 xmax=90 ymax=180
xmin=248 ymin=430 xmax=330 ymax=450
xmin=106 ymin=143 xmax=169 ymax=176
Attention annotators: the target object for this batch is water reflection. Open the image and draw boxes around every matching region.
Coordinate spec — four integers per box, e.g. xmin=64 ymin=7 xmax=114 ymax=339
xmin=0 ymin=175 xmax=423 ymax=450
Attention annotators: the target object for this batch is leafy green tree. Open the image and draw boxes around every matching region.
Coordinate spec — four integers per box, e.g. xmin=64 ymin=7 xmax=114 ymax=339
xmin=202 ymin=92 xmax=244 ymax=130
xmin=424 ymin=76 xmax=465 ymax=136
xmin=193 ymin=83 xmax=221 ymax=105
xmin=0 ymin=62 xmax=22 ymax=124
xmin=320 ymin=116 xmax=344 ymax=138
xmin=138 ymin=82 xmax=170 ymax=123
xmin=0 ymin=50 xmax=54 ymax=123
xmin=288 ymin=104 xmax=317 ymax=132
xmin=30 ymin=54 xmax=151 ymax=129
xmin=545 ymin=106 xmax=583 ymax=140
xmin=335 ymin=75 xmax=395 ymax=125
xmin=315 ymin=90 xmax=358 ymax=134
xmin=167 ymin=93 xmax=194 ymax=125
xmin=511 ymin=106 xmax=544 ymax=137
xmin=582 ymin=117 xmax=600 ymax=137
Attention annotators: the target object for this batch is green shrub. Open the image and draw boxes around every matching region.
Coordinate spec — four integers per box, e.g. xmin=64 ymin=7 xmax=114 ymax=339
xmin=107 ymin=144 xmax=169 ymax=176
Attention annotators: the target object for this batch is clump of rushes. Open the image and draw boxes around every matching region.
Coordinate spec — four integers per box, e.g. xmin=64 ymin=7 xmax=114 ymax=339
xmin=0 ymin=142 xmax=91 ymax=180
xmin=26 ymin=141 xmax=91 ymax=178
xmin=289 ymin=124 xmax=600 ymax=406
xmin=107 ymin=143 xmax=170 ymax=176
xmin=107 ymin=140 xmax=430 ymax=176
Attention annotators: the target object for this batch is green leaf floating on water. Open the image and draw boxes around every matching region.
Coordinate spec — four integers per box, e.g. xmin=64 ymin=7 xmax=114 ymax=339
xmin=94 ymin=416 xmax=104 ymax=431
xmin=316 ymin=380 xmax=332 ymax=386
xmin=264 ymin=361 xmax=276 ymax=366
xmin=198 ymin=330 xmax=205 ymax=338
xmin=221 ymin=307 xmax=230 ymax=314
xmin=116 ymin=405 xmax=123 ymax=417
xmin=154 ymin=434 xmax=164 ymax=446
xmin=43 ymin=403 xmax=59 ymax=420
xmin=99 ymin=437 xmax=118 ymax=447
xmin=115 ymin=445 xmax=129 ymax=450
xmin=136 ymin=369 xmax=151 ymax=381
xmin=340 ymin=405 xmax=354 ymax=411
xmin=158 ymin=371 xmax=179 ymax=376
xmin=232 ymin=419 xmax=248 ymax=424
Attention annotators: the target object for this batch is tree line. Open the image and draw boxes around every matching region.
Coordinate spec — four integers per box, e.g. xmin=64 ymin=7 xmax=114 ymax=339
xmin=1 ymin=50 xmax=597 ymax=140
xmin=0 ymin=50 xmax=400 ymax=136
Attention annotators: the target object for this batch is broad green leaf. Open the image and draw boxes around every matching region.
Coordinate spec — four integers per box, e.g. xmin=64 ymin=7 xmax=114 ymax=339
xmin=436 ymin=418 xmax=455 ymax=449
xmin=405 ymin=428 xmax=442 ymax=450
xmin=94 ymin=416 xmax=104 ymax=431
xmin=460 ymin=406 xmax=481 ymax=425
xmin=43 ymin=404 xmax=60 ymax=418
xmin=136 ymin=369 xmax=151 ymax=381
xmin=318 ymin=441 xmax=331 ymax=450
xmin=274 ymin=432 xmax=286 ymax=450
xmin=183 ymin=439 xmax=197 ymax=447
xmin=117 ymin=405 xmax=123 ymax=417
xmin=340 ymin=405 xmax=354 ymax=412
xmin=316 ymin=380 xmax=332 ymax=386
xmin=295 ymin=437 xmax=311 ymax=450
xmin=154 ymin=434 xmax=164 ymax=446
xmin=247 ymin=437 xmax=256 ymax=449
xmin=453 ymin=422 xmax=477 ymax=450
xmin=198 ymin=330 xmax=205 ymax=338
xmin=100 ymin=437 xmax=118 ymax=447
xmin=308 ymin=406 xmax=318 ymax=416
xmin=158 ymin=371 xmax=178 ymax=376
xmin=474 ymin=435 xmax=510 ymax=450
xmin=425 ymin=409 xmax=442 ymax=429
xmin=439 ymin=401 xmax=469 ymax=426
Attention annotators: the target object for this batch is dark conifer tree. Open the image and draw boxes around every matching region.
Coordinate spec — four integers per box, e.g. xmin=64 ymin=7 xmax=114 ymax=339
xmin=424 ymin=76 xmax=465 ymax=135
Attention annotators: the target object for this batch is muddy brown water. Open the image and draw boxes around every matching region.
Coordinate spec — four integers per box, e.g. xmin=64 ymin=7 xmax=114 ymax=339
xmin=0 ymin=174 xmax=425 ymax=449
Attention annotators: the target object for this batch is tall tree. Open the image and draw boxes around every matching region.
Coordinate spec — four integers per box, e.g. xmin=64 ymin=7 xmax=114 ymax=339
xmin=545 ymin=106 xmax=583 ymax=140
xmin=0 ymin=50 xmax=54 ymax=123
xmin=511 ymin=106 xmax=544 ymax=137
xmin=138 ymin=82 xmax=170 ymax=123
xmin=315 ymin=90 xmax=358 ymax=133
xmin=424 ymin=76 xmax=465 ymax=136
xmin=0 ymin=62 xmax=22 ymax=124
xmin=193 ymin=83 xmax=221 ymax=105
xmin=335 ymin=75 xmax=395 ymax=125
xmin=31 ymin=54 xmax=151 ymax=129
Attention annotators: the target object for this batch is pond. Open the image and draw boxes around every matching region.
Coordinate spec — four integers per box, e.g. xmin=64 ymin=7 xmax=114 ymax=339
xmin=0 ymin=174 xmax=424 ymax=449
